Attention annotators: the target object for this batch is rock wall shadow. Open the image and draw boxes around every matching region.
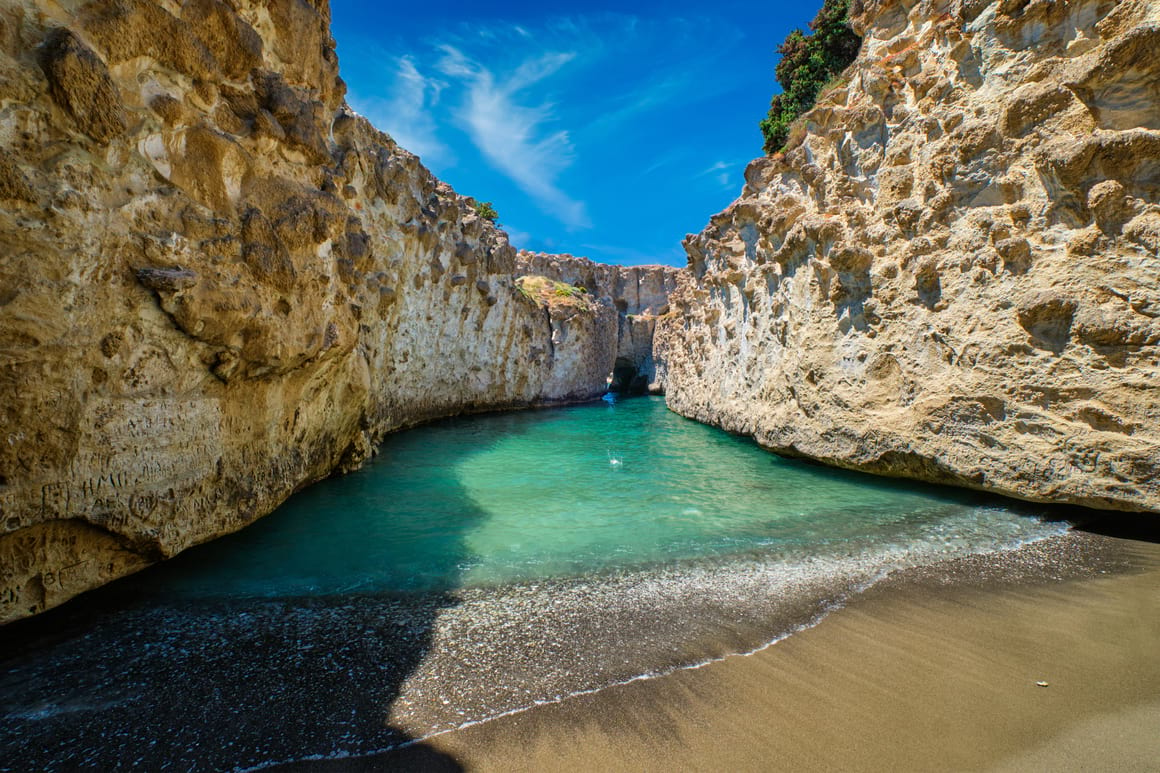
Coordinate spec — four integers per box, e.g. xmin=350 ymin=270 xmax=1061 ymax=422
xmin=0 ymin=411 xmax=550 ymax=771
xmin=1070 ymin=509 xmax=1160 ymax=545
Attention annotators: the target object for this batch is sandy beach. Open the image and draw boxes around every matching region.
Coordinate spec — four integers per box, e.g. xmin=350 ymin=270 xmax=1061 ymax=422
xmin=301 ymin=525 xmax=1160 ymax=772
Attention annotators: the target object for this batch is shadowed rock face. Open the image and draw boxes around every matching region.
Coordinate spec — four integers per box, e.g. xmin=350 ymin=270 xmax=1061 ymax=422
xmin=516 ymin=251 xmax=681 ymax=394
xmin=0 ymin=0 xmax=614 ymax=623
xmin=657 ymin=0 xmax=1160 ymax=514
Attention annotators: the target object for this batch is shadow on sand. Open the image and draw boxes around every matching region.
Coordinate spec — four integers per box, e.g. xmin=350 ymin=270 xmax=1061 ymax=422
xmin=0 ymin=412 xmax=553 ymax=771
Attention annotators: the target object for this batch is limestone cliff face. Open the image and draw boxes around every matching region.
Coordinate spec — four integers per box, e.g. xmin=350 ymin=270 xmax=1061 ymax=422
xmin=658 ymin=0 xmax=1160 ymax=513
xmin=516 ymin=251 xmax=681 ymax=393
xmin=0 ymin=0 xmax=613 ymax=622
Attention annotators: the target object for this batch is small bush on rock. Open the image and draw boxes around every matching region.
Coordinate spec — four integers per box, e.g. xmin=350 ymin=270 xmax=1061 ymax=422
xmin=472 ymin=200 xmax=499 ymax=224
xmin=516 ymin=275 xmax=595 ymax=310
xmin=759 ymin=0 xmax=862 ymax=154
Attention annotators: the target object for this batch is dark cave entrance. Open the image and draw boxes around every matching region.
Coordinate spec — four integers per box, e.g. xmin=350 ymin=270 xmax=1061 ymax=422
xmin=609 ymin=357 xmax=648 ymax=395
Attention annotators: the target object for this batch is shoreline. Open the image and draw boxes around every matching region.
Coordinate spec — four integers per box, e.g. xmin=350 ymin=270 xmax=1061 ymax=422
xmin=284 ymin=527 xmax=1160 ymax=772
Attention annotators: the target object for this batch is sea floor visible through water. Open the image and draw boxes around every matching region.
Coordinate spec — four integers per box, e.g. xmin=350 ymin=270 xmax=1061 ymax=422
xmin=356 ymin=528 xmax=1160 ymax=773
xmin=0 ymin=397 xmax=1139 ymax=771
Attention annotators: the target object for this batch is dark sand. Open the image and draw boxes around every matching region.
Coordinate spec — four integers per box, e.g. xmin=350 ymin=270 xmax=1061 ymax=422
xmin=310 ymin=528 xmax=1160 ymax=772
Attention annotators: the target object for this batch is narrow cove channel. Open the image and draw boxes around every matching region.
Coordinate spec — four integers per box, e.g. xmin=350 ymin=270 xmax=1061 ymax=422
xmin=1 ymin=396 xmax=1068 ymax=771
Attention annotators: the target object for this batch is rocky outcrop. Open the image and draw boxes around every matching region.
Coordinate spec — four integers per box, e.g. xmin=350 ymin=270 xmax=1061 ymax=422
xmin=517 ymin=251 xmax=680 ymax=393
xmin=513 ymin=274 xmax=620 ymax=398
xmin=658 ymin=0 xmax=1160 ymax=513
xmin=0 ymin=0 xmax=614 ymax=622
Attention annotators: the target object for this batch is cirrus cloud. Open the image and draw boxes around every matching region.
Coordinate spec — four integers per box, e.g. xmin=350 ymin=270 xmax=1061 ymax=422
xmin=436 ymin=45 xmax=591 ymax=229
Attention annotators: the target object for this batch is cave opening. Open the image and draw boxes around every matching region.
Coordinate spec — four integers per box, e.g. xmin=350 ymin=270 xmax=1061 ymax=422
xmin=609 ymin=357 xmax=648 ymax=395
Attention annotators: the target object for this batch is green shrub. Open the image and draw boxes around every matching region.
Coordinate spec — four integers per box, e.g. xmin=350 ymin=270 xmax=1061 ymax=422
xmin=472 ymin=200 xmax=499 ymax=224
xmin=760 ymin=0 xmax=862 ymax=155
xmin=516 ymin=275 xmax=593 ymax=310
xmin=552 ymin=281 xmax=586 ymax=298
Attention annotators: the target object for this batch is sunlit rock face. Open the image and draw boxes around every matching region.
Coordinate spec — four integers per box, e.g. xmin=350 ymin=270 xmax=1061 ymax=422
xmin=516 ymin=251 xmax=681 ymax=393
xmin=0 ymin=0 xmax=614 ymax=622
xmin=657 ymin=0 xmax=1160 ymax=513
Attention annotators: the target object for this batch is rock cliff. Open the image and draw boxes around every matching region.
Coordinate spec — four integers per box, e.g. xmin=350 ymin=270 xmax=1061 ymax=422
xmin=657 ymin=0 xmax=1160 ymax=513
xmin=517 ymin=251 xmax=680 ymax=393
xmin=0 ymin=0 xmax=614 ymax=622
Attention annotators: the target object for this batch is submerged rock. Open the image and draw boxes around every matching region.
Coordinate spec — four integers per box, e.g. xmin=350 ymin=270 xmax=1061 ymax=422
xmin=657 ymin=0 xmax=1160 ymax=513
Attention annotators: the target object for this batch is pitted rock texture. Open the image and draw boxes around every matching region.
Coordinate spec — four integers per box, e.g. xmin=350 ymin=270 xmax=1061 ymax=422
xmin=657 ymin=0 xmax=1160 ymax=513
xmin=0 ymin=0 xmax=614 ymax=622
xmin=517 ymin=251 xmax=681 ymax=393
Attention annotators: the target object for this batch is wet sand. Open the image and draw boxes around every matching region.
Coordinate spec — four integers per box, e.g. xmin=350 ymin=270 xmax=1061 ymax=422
xmin=338 ymin=528 xmax=1160 ymax=772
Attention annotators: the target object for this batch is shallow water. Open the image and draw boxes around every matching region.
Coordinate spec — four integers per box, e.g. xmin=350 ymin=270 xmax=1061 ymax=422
xmin=143 ymin=396 xmax=1059 ymax=598
xmin=0 ymin=397 xmax=1067 ymax=771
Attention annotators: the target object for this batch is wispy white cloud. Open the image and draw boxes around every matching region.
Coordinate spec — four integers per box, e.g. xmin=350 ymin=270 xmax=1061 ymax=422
xmin=578 ymin=241 xmax=687 ymax=267
xmin=697 ymin=160 xmax=741 ymax=189
xmin=437 ymin=45 xmax=591 ymax=230
xmin=342 ymin=12 xmax=746 ymax=242
xmin=578 ymin=73 xmax=695 ymax=139
xmin=503 ymin=225 xmax=532 ymax=249
xmin=348 ymin=56 xmax=453 ymax=167
xmin=641 ymin=151 xmax=686 ymax=177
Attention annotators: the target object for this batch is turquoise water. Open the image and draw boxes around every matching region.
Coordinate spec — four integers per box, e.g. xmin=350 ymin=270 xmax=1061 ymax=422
xmin=1 ymin=396 xmax=1069 ymax=771
xmin=150 ymin=396 xmax=1059 ymax=599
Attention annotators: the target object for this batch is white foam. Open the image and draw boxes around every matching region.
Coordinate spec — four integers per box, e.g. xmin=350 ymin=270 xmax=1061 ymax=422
xmin=242 ymin=522 xmax=1070 ymax=771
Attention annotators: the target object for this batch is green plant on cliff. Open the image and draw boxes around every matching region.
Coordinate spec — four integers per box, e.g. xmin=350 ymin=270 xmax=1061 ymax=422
xmin=516 ymin=275 xmax=594 ymax=311
xmin=759 ymin=0 xmax=862 ymax=155
xmin=472 ymin=200 xmax=500 ymax=224
xmin=553 ymin=281 xmax=587 ymax=298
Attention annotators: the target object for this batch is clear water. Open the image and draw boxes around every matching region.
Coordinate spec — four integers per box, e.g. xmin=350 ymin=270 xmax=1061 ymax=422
xmin=146 ymin=396 xmax=1059 ymax=600
xmin=0 ymin=396 xmax=1069 ymax=772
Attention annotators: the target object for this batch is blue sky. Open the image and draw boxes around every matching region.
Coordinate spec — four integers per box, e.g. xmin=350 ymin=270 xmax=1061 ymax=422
xmin=330 ymin=1 xmax=817 ymax=266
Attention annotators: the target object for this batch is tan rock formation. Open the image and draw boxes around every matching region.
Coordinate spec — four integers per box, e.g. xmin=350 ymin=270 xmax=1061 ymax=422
xmin=657 ymin=0 xmax=1160 ymax=513
xmin=517 ymin=251 xmax=680 ymax=393
xmin=0 ymin=0 xmax=614 ymax=622
xmin=513 ymin=274 xmax=620 ymax=398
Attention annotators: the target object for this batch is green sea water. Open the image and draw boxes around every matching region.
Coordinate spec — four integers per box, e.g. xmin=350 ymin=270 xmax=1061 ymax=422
xmin=1 ymin=396 xmax=1070 ymax=771
xmin=149 ymin=396 xmax=1061 ymax=599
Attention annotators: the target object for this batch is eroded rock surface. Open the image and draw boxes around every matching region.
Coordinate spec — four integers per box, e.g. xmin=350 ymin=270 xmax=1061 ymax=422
xmin=0 ymin=0 xmax=614 ymax=622
xmin=517 ymin=251 xmax=680 ymax=393
xmin=658 ymin=0 xmax=1160 ymax=513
